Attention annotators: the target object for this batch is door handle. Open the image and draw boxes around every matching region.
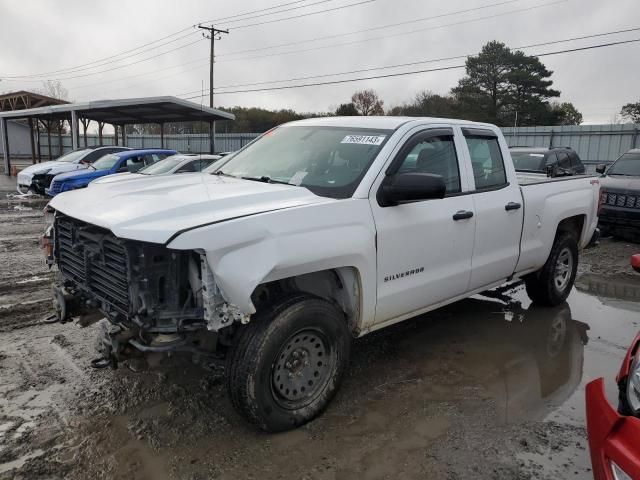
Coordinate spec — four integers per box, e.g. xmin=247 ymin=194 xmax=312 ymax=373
xmin=505 ymin=202 xmax=522 ymax=211
xmin=453 ymin=210 xmax=474 ymax=221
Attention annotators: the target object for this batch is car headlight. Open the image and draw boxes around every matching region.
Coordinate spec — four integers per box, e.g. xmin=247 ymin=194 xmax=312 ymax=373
xmin=627 ymin=355 xmax=640 ymax=413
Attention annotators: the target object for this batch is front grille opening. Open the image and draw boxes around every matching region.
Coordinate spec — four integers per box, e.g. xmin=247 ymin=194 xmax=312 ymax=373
xmin=158 ymin=276 xmax=166 ymax=304
xmin=55 ymin=214 xmax=130 ymax=315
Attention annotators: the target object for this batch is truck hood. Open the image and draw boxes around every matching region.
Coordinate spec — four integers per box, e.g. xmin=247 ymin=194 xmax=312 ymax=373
xmin=48 ymin=173 xmax=333 ymax=244
xmin=601 ymin=175 xmax=640 ymax=193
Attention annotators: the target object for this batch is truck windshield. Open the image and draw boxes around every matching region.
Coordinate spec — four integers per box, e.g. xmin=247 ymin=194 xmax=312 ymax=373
xmin=139 ymin=156 xmax=185 ymax=175
xmin=56 ymin=148 xmax=92 ymax=163
xmin=608 ymin=152 xmax=640 ymax=176
xmin=211 ymin=126 xmax=392 ymax=198
xmin=92 ymin=154 xmax=120 ymax=171
xmin=510 ymin=151 xmax=546 ymax=171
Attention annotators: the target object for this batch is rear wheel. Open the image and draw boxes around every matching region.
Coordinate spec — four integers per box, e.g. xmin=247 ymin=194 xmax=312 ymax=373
xmin=525 ymin=232 xmax=578 ymax=306
xmin=226 ymin=294 xmax=351 ymax=432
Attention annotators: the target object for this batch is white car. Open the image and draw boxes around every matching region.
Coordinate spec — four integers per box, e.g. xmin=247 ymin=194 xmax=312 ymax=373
xmin=17 ymin=146 xmax=128 ymax=194
xmin=45 ymin=117 xmax=601 ymax=431
xmin=89 ymin=153 xmax=222 ymax=186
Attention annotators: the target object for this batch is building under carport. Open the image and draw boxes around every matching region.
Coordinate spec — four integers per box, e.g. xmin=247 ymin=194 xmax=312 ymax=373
xmin=0 ymin=96 xmax=235 ymax=175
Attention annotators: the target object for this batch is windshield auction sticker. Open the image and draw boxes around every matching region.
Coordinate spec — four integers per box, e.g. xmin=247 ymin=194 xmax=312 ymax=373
xmin=341 ymin=135 xmax=386 ymax=145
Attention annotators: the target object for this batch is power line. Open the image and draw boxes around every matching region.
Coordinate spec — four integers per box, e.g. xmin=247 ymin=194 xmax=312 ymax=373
xmin=4 ymin=31 xmax=203 ymax=80
xmin=219 ymin=0 xmax=523 ymax=58
xmin=181 ymin=37 xmax=640 ymax=96
xmin=0 ymin=0 xmax=332 ymax=79
xmin=229 ymin=0 xmax=377 ymax=30
xmin=213 ymin=26 xmax=640 ymax=90
xmin=72 ymin=0 xmax=533 ymax=93
xmin=202 ymin=0 xmax=337 ymax=26
xmin=217 ymin=0 xmax=566 ymax=64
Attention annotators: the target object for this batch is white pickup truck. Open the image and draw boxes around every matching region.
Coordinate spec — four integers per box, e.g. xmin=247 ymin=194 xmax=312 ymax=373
xmin=44 ymin=116 xmax=600 ymax=431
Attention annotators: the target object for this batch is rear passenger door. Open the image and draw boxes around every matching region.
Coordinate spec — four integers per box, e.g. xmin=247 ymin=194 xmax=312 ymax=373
xmin=463 ymin=128 xmax=523 ymax=291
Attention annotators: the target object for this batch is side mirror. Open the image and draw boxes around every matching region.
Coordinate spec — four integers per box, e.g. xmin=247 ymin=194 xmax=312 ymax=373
xmin=546 ymin=164 xmax=558 ymax=177
xmin=378 ymin=172 xmax=446 ymax=207
xmin=595 ymin=164 xmax=607 ymax=175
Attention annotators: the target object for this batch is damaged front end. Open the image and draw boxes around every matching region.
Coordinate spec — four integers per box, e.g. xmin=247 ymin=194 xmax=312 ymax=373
xmin=44 ymin=211 xmax=247 ymax=367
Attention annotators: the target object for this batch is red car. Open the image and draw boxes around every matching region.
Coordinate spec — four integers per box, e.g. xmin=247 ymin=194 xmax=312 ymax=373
xmin=586 ymin=254 xmax=640 ymax=480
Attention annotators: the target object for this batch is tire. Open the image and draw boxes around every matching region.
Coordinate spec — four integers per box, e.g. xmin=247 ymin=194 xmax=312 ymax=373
xmin=226 ymin=293 xmax=351 ymax=432
xmin=525 ymin=232 xmax=578 ymax=306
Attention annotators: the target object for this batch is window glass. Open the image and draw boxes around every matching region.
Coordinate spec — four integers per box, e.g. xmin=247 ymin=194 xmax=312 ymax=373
xmin=126 ymin=156 xmax=145 ymax=172
xmin=510 ymin=151 xmax=546 ymax=171
xmin=569 ymin=153 xmax=579 ymax=167
xmin=217 ymin=126 xmax=392 ymax=199
xmin=396 ymin=136 xmax=461 ymax=194
xmin=92 ymin=154 xmax=120 ymax=170
xmin=466 ymin=137 xmax=507 ymax=190
xmin=557 ymin=152 xmax=571 ymax=169
xmin=55 ymin=148 xmax=92 ymax=163
xmin=607 ymin=153 xmax=640 ymax=176
xmin=84 ymin=149 xmax=109 ymax=162
xmin=176 ymin=160 xmax=198 ymax=173
xmin=545 ymin=152 xmax=558 ymax=166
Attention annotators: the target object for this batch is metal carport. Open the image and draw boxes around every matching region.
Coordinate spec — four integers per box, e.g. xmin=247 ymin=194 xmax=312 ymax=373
xmin=0 ymin=96 xmax=235 ymax=175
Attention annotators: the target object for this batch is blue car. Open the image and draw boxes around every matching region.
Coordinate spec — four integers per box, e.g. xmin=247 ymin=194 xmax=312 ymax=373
xmin=46 ymin=149 xmax=177 ymax=196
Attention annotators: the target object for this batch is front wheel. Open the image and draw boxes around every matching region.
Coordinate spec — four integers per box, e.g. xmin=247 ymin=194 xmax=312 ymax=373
xmin=226 ymin=294 xmax=351 ymax=432
xmin=525 ymin=232 xmax=578 ymax=306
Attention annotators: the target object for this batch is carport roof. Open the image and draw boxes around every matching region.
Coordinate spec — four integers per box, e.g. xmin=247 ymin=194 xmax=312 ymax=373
xmin=0 ymin=96 xmax=235 ymax=124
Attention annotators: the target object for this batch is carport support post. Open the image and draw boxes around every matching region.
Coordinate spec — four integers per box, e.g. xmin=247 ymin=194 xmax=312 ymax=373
xmin=160 ymin=123 xmax=164 ymax=148
xmin=121 ymin=125 xmax=127 ymax=147
xmin=1 ymin=117 xmax=10 ymax=176
xmin=70 ymin=110 xmax=79 ymax=150
xmin=209 ymin=121 xmax=215 ymax=154
xmin=28 ymin=118 xmax=36 ymax=164
xmin=114 ymin=124 xmax=119 ymax=146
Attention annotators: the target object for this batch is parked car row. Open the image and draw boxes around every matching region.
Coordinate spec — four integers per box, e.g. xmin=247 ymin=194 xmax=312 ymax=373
xmin=17 ymin=148 xmax=226 ymax=197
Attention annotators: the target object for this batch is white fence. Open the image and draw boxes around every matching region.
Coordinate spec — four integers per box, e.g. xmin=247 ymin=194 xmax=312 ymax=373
xmin=37 ymin=132 xmax=260 ymax=158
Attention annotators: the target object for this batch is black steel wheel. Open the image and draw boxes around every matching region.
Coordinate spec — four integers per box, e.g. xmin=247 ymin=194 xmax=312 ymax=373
xmin=226 ymin=294 xmax=351 ymax=432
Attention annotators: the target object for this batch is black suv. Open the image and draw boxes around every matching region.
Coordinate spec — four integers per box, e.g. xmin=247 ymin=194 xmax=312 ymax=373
xmin=597 ymin=149 xmax=640 ymax=241
xmin=510 ymin=147 xmax=586 ymax=177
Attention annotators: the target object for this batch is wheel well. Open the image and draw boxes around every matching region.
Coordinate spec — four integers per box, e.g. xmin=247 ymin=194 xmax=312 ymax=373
xmin=251 ymin=268 xmax=362 ymax=334
xmin=556 ymin=215 xmax=585 ymax=241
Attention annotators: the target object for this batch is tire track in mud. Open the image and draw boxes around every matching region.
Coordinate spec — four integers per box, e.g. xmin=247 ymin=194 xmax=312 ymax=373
xmin=0 ymin=197 xmax=54 ymax=332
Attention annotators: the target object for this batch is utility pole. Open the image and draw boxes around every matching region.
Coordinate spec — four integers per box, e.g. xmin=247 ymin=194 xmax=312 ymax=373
xmin=198 ymin=24 xmax=228 ymax=154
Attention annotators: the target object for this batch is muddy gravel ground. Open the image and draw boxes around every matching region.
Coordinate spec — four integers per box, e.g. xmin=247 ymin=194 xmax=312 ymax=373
xmin=1 ymin=195 xmax=639 ymax=480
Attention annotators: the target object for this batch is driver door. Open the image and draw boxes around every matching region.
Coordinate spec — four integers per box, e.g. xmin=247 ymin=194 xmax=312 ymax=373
xmin=370 ymin=127 xmax=476 ymax=326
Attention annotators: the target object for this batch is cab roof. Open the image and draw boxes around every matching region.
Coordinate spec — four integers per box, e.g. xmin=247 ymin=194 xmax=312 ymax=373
xmin=283 ymin=116 xmax=497 ymax=130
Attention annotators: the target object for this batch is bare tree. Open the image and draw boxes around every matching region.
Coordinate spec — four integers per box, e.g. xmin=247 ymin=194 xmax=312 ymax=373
xmin=351 ymin=89 xmax=384 ymax=116
xmin=38 ymin=80 xmax=69 ymax=101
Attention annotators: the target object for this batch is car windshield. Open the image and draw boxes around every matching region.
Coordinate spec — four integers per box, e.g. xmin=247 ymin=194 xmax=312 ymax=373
xmin=607 ymin=152 xmax=640 ymax=176
xmin=56 ymin=148 xmax=92 ymax=163
xmin=211 ymin=126 xmax=392 ymax=198
xmin=511 ymin=151 xmax=546 ymax=171
xmin=91 ymin=154 xmax=120 ymax=171
xmin=139 ymin=156 xmax=186 ymax=175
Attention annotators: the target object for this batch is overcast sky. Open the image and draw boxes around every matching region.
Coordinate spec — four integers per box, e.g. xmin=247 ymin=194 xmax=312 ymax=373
xmin=1 ymin=0 xmax=639 ymax=124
